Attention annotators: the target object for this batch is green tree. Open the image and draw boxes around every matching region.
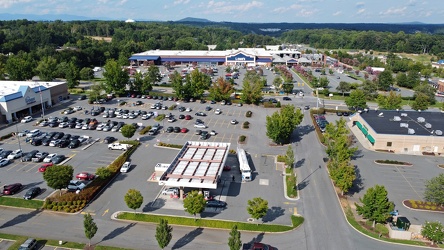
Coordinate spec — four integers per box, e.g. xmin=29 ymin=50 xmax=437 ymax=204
xmin=405 ymin=70 xmax=420 ymax=88
xmin=240 ymin=71 xmax=264 ymax=105
xmin=285 ymin=145 xmax=295 ymax=168
xmin=89 ymin=82 xmax=103 ymax=104
xmin=5 ymin=51 xmax=34 ymax=80
xmin=324 ymin=119 xmax=358 ymax=162
xmin=329 ymin=68 xmax=334 ymax=75
xmin=66 ymin=61 xmax=80 ymax=88
xmin=79 ymin=67 xmax=93 ymax=80
xmin=170 ymin=71 xmax=186 ymax=100
xmin=282 ymin=83 xmax=294 ymax=95
xmin=345 ymin=89 xmax=367 ymax=109
xmin=43 ymin=165 xmax=73 ymax=196
xmin=103 ymin=59 xmax=129 ymax=96
xmin=188 ymin=68 xmax=211 ymax=99
xmin=414 ymin=83 xmax=436 ymax=105
xmin=208 ymin=77 xmax=234 ymax=101
xmin=377 ymin=70 xmax=394 ymax=90
xmin=156 ymin=219 xmax=173 ymax=250
xmin=131 ymin=71 xmax=144 ymax=93
xmin=376 ymin=91 xmax=402 ymax=110
xmin=330 ymin=160 xmax=356 ymax=195
xmin=247 ymin=197 xmax=269 ymax=223
xmin=266 ymin=105 xmax=304 ymax=144
xmin=273 ymin=76 xmax=283 ymax=90
xmin=183 ymin=190 xmax=206 ymax=220
xmin=421 ymin=221 xmax=444 ymax=245
xmin=121 ymin=124 xmax=136 ymax=139
xmin=228 ymin=225 xmax=242 ymax=250
xmin=424 ymin=173 xmax=444 ymax=206
xmin=395 ymin=72 xmax=408 ymax=87
xmin=411 ymin=93 xmax=429 ymax=111
xmin=124 ymin=189 xmax=144 ymax=213
xmin=361 ymin=80 xmax=378 ymax=100
xmin=318 ymin=77 xmax=330 ymax=88
xmin=36 ymin=56 xmax=57 ymax=81
xmin=355 ymin=185 xmax=394 ymax=227
xmin=145 ymin=64 xmax=161 ymax=86
xmin=336 ymin=81 xmax=351 ymax=96
xmin=95 ymin=167 xmax=112 ymax=180
xmin=83 ymin=213 xmax=98 ymax=247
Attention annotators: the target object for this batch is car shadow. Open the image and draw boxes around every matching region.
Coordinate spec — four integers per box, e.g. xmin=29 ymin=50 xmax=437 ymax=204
xmin=294 ymin=158 xmax=305 ymax=169
xmin=262 ymin=206 xmax=285 ymax=223
xmin=347 ymin=165 xmax=364 ymax=197
xmin=246 ymin=232 xmax=265 ymax=244
xmin=142 ymin=198 xmax=166 ymax=212
xmin=0 ymin=209 xmax=42 ymax=229
xmin=172 ymin=227 xmax=204 ymax=249
xmin=99 ymin=222 xmax=136 ymax=243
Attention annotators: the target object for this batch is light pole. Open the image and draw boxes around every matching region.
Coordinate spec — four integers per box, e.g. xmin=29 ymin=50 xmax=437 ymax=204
xmin=38 ymin=83 xmax=45 ymax=119
xmin=15 ymin=123 xmax=23 ymax=162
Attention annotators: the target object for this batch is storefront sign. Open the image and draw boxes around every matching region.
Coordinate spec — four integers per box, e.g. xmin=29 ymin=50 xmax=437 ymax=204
xmin=25 ymin=96 xmax=36 ymax=104
xmin=226 ymin=53 xmax=255 ymax=62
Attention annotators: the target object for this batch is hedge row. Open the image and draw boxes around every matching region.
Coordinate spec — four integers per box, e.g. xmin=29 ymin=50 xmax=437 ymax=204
xmin=0 ymin=132 xmax=14 ymax=141
xmin=139 ymin=125 xmax=152 ymax=135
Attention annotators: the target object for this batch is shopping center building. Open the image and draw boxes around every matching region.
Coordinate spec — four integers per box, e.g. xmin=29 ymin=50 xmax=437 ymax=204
xmin=129 ymin=46 xmax=302 ymax=67
xmin=0 ymin=81 xmax=68 ymax=124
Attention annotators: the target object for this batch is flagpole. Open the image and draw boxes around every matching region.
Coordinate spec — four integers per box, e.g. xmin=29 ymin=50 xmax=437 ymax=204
xmin=38 ymin=83 xmax=45 ymax=119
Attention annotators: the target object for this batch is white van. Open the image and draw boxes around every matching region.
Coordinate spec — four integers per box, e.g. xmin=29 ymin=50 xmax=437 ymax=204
xmin=26 ymin=129 xmax=40 ymax=138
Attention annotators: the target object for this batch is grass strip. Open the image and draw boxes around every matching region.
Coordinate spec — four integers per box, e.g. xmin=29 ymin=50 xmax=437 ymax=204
xmin=117 ymin=213 xmax=303 ymax=232
xmin=0 ymin=197 xmax=43 ymax=209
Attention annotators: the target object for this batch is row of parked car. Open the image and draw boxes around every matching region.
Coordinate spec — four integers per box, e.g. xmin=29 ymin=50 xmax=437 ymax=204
xmin=313 ymin=114 xmax=330 ymax=133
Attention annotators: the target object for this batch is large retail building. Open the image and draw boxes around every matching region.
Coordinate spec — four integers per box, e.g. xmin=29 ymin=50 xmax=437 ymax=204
xmin=0 ymin=81 xmax=68 ymax=124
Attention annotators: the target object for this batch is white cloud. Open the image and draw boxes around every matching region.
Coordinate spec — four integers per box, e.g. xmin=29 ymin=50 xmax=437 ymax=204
xmin=355 ymin=2 xmax=365 ymax=8
xmin=118 ymin=0 xmax=128 ymax=5
xmin=379 ymin=7 xmax=407 ymax=16
xmin=272 ymin=4 xmax=303 ymax=14
xmin=357 ymin=8 xmax=365 ymax=14
xmin=202 ymin=0 xmax=263 ymax=14
xmin=0 ymin=0 xmax=33 ymax=8
xmin=298 ymin=8 xmax=317 ymax=17
xmin=97 ymin=0 xmax=109 ymax=3
xmin=332 ymin=11 xmax=342 ymax=16
xmin=173 ymin=0 xmax=190 ymax=5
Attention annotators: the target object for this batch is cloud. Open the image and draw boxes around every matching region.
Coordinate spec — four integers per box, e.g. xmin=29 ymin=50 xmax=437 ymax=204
xmin=117 ymin=0 xmax=128 ymax=5
xmin=0 ymin=0 xmax=33 ymax=8
xmin=357 ymin=8 xmax=365 ymax=14
xmin=355 ymin=2 xmax=365 ymax=8
xmin=173 ymin=0 xmax=190 ymax=5
xmin=272 ymin=4 xmax=303 ymax=14
xmin=332 ymin=11 xmax=342 ymax=16
xmin=407 ymin=0 xmax=417 ymax=6
xmin=298 ymin=8 xmax=318 ymax=17
xmin=379 ymin=7 xmax=407 ymax=16
xmin=202 ymin=0 xmax=263 ymax=14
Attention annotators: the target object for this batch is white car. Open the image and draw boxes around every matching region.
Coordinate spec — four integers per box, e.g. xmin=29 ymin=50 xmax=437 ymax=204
xmin=210 ymin=130 xmax=217 ymax=136
xmin=73 ymin=106 xmax=82 ymax=111
xmin=67 ymin=180 xmax=86 ymax=191
xmin=120 ymin=161 xmax=131 ymax=173
xmin=75 ymin=123 xmax=83 ymax=129
xmin=7 ymin=149 xmax=23 ymax=160
xmin=186 ymin=107 xmax=192 ymax=112
xmin=96 ymin=124 xmax=106 ymax=131
xmin=194 ymin=123 xmax=207 ymax=129
xmin=81 ymin=124 xmax=89 ymax=130
xmin=58 ymin=122 xmax=69 ymax=128
xmin=168 ymin=117 xmax=176 ymax=123
xmin=39 ymin=121 xmax=49 ymax=127
xmin=21 ymin=116 xmax=33 ymax=123
xmin=17 ymin=130 xmax=30 ymax=137
xmin=230 ymin=119 xmax=238 ymax=125
xmin=215 ymin=109 xmax=222 ymax=115
xmin=162 ymin=187 xmax=179 ymax=195
xmin=141 ymin=114 xmax=149 ymax=120
xmin=43 ymin=153 xmax=57 ymax=163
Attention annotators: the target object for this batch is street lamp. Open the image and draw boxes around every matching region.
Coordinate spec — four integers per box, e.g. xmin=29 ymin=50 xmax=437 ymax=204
xmin=14 ymin=123 xmax=23 ymax=162
xmin=36 ymin=82 xmax=45 ymax=119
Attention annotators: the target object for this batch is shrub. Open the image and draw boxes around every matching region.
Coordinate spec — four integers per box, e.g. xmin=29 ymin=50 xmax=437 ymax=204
xmin=276 ymin=101 xmax=281 ymax=108
xmin=229 ymin=149 xmax=236 ymax=155
xmin=243 ymin=121 xmax=250 ymax=129
xmin=155 ymin=114 xmax=166 ymax=121
xmin=119 ymin=101 xmax=127 ymax=106
xmin=277 ymin=155 xmax=286 ymax=162
xmin=375 ymin=223 xmax=389 ymax=235
xmin=139 ymin=125 xmax=152 ymax=135
xmin=52 ymin=206 xmax=58 ymax=211
xmin=239 ymin=135 xmax=246 ymax=142
xmin=168 ymin=104 xmax=177 ymax=110
xmin=246 ymin=111 xmax=253 ymax=117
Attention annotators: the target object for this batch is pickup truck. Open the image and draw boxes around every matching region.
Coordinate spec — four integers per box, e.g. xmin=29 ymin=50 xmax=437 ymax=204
xmin=108 ymin=143 xmax=130 ymax=151
xmin=242 ymin=243 xmax=277 ymax=250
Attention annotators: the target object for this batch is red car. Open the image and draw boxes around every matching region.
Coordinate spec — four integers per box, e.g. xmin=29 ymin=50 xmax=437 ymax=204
xmin=38 ymin=163 xmax=54 ymax=172
xmin=181 ymin=128 xmax=188 ymax=133
xmin=76 ymin=172 xmax=96 ymax=180
xmin=185 ymin=115 xmax=192 ymax=120
xmin=223 ymin=165 xmax=231 ymax=171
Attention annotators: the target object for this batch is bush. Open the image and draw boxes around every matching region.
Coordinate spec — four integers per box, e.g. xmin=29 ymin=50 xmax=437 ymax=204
xmin=277 ymin=155 xmax=286 ymax=162
xmin=139 ymin=125 xmax=152 ymax=135
xmin=375 ymin=160 xmax=411 ymax=165
xmin=276 ymin=101 xmax=281 ymax=108
xmin=242 ymin=121 xmax=250 ymax=129
xmin=155 ymin=114 xmax=166 ymax=121
xmin=246 ymin=111 xmax=253 ymax=117
xmin=0 ymin=132 xmax=14 ymax=141
xmin=239 ymin=135 xmax=246 ymax=142
xmin=119 ymin=101 xmax=127 ymax=106
xmin=157 ymin=142 xmax=183 ymax=149
xmin=168 ymin=104 xmax=177 ymax=110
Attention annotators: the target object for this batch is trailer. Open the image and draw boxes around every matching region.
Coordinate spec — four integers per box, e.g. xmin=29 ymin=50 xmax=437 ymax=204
xmin=237 ymin=147 xmax=251 ymax=181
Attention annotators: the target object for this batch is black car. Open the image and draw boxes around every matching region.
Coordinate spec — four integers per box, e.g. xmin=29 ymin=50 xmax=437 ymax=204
xmin=206 ymin=200 xmax=227 ymax=208
xmin=178 ymin=114 xmax=185 ymax=119
xmin=195 ymin=112 xmax=206 ymax=116
xmin=205 ymin=106 xmax=212 ymax=111
xmin=42 ymin=138 xmax=51 ymax=146
xmin=48 ymin=121 xmax=59 ymax=127
xmin=58 ymin=139 xmax=70 ymax=148
xmin=68 ymin=121 xmax=77 ymax=128
xmin=22 ymin=150 xmax=39 ymax=162
xmin=166 ymin=126 xmax=174 ymax=133
xmin=46 ymin=131 xmax=57 ymax=139
xmin=31 ymin=138 xmax=42 ymax=146
xmin=70 ymin=135 xmax=80 ymax=141
xmin=0 ymin=150 xmax=12 ymax=159
xmin=195 ymin=119 xmax=204 ymax=124
xmin=283 ymin=97 xmax=292 ymax=101
xmin=23 ymin=187 xmax=41 ymax=200
xmin=68 ymin=139 xmax=80 ymax=149
xmin=52 ymin=155 xmax=66 ymax=164
xmin=78 ymin=95 xmax=87 ymax=100
xmin=178 ymin=106 xmax=186 ymax=112
xmin=173 ymin=127 xmax=181 ymax=133
xmin=53 ymin=132 xmax=64 ymax=140
xmin=200 ymin=131 xmax=209 ymax=140
xmin=103 ymin=136 xmax=116 ymax=144
xmin=210 ymin=100 xmax=216 ymax=104
xmin=61 ymin=133 xmax=71 ymax=140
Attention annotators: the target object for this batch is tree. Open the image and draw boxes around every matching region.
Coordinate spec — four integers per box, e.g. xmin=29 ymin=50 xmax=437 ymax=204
xmin=208 ymin=77 xmax=234 ymax=101
xmin=424 ymin=173 xmax=444 ymax=206
xmin=95 ymin=167 xmax=112 ymax=180
xmin=282 ymin=83 xmax=294 ymax=95
xmin=377 ymin=70 xmax=394 ymax=90
xmin=329 ymin=68 xmax=334 ymax=75
xmin=183 ymin=190 xmax=206 ymax=220
xmin=411 ymin=93 xmax=429 ymax=111
xmin=80 ymin=67 xmax=93 ymax=80
xmin=355 ymin=185 xmax=394 ymax=227
xmin=247 ymin=197 xmax=268 ymax=223
xmin=170 ymin=71 xmax=186 ymax=100
xmin=318 ymin=77 xmax=330 ymax=88
xmin=188 ymin=68 xmax=211 ymax=99
xmin=405 ymin=70 xmax=420 ymax=88
xmin=156 ymin=219 xmax=173 ymax=250
xmin=103 ymin=59 xmax=129 ymax=96
xmin=124 ymin=189 xmax=143 ymax=213
xmin=83 ymin=213 xmax=98 ymax=247
xmin=89 ymin=82 xmax=103 ymax=104
xmin=5 ymin=51 xmax=34 ymax=80
xmin=361 ymin=80 xmax=378 ymax=100
xmin=65 ymin=61 xmax=80 ymax=88
xmin=145 ymin=64 xmax=161 ymax=86
xmin=345 ymin=89 xmax=367 ymax=109
xmin=130 ymin=71 xmax=144 ymax=93
xmin=240 ymin=71 xmax=264 ymax=105
xmin=121 ymin=124 xmax=136 ymax=139
xmin=421 ymin=221 xmax=444 ymax=245
xmin=376 ymin=91 xmax=402 ymax=110
xmin=36 ymin=56 xmax=57 ymax=81
xmin=330 ymin=160 xmax=356 ymax=195
xmin=273 ymin=76 xmax=283 ymax=90
xmin=414 ymin=83 xmax=436 ymax=105
xmin=336 ymin=81 xmax=351 ymax=96
xmin=285 ymin=145 xmax=295 ymax=168
xmin=43 ymin=165 xmax=73 ymax=196
xmin=396 ymin=72 xmax=408 ymax=87
xmin=228 ymin=225 xmax=242 ymax=250
xmin=266 ymin=105 xmax=304 ymax=144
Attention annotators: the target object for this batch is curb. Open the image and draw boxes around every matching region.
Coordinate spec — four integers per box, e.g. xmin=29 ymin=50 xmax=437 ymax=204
xmin=373 ymin=161 xmax=413 ymax=167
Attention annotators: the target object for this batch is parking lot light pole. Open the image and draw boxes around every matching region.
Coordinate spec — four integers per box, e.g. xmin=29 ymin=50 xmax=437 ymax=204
xmin=15 ymin=123 xmax=23 ymax=162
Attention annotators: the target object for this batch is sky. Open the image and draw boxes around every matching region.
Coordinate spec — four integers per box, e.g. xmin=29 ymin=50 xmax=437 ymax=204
xmin=0 ymin=0 xmax=443 ymax=23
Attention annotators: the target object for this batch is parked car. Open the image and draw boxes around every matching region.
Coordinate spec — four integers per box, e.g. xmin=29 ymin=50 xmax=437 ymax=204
xmin=283 ymin=97 xmax=292 ymax=101
xmin=31 ymin=138 xmax=42 ymax=146
xmin=206 ymin=200 xmax=227 ymax=208
xmin=215 ymin=109 xmax=222 ymax=115
xmin=200 ymin=131 xmax=209 ymax=140
xmin=7 ymin=149 xmax=23 ymax=160
xmin=210 ymin=130 xmax=217 ymax=136
xmin=3 ymin=183 xmax=22 ymax=195
xmin=173 ymin=127 xmax=181 ymax=133
xmin=67 ymin=180 xmax=86 ymax=191
xmin=43 ymin=153 xmax=57 ymax=163
xmin=195 ymin=112 xmax=206 ymax=116
xmin=194 ymin=123 xmax=207 ymax=129
xmin=18 ymin=130 xmax=30 ymax=137
xmin=68 ymin=139 xmax=80 ymax=149
xmin=52 ymin=155 xmax=66 ymax=164
xmin=230 ymin=119 xmax=238 ymax=125
xmin=103 ymin=136 xmax=116 ymax=144
xmin=76 ymin=172 xmax=96 ymax=180
xmin=166 ymin=126 xmax=174 ymax=133
xmin=58 ymin=139 xmax=70 ymax=148
xmin=18 ymin=238 xmax=37 ymax=250
xmin=21 ymin=116 xmax=33 ymax=123
xmin=23 ymin=187 xmax=41 ymax=200
xmin=162 ymin=187 xmax=179 ymax=195
xmin=38 ymin=162 xmax=53 ymax=172
xmin=0 ymin=150 xmax=12 ymax=160
xmin=185 ymin=115 xmax=192 ymax=120
xmin=22 ymin=150 xmax=39 ymax=162
xmin=0 ymin=158 xmax=10 ymax=167
xmin=32 ymin=152 xmax=49 ymax=162
xmin=120 ymin=161 xmax=131 ymax=173
xmin=181 ymin=127 xmax=188 ymax=133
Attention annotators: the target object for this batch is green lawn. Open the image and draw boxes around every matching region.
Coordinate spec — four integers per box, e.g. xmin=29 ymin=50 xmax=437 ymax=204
xmin=0 ymin=197 xmax=43 ymax=209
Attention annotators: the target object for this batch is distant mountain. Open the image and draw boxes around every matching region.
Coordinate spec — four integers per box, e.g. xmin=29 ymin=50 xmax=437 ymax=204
xmin=177 ymin=17 xmax=212 ymax=23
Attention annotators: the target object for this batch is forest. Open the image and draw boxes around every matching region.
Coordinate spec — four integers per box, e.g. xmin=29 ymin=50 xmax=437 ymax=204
xmin=0 ymin=19 xmax=443 ymax=84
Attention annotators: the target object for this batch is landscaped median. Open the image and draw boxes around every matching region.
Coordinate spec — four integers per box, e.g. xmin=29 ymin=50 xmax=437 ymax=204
xmin=0 ymin=196 xmax=43 ymax=209
xmin=116 ymin=212 xmax=304 ymax=233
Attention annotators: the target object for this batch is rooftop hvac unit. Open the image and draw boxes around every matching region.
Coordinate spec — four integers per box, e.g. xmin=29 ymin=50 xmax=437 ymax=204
xmin=425 ymin=123 xmax=432 ymax=129
xmin=435 ymin=130 xmax=443 ymax=136
xmin=401 ymin=113 xmax=408 ymax=117
xmin=400 ymin=123 xmax=409 ymax=128
xmin=378 ymin=112 xmax=384 ymax=117
xmin=408 ymin=128 xmax=415 ymax=135
xmin=417 ymin=117 xmax=425 ymax=123
xmin=393 ymin=116 xmax=401 ymax=121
